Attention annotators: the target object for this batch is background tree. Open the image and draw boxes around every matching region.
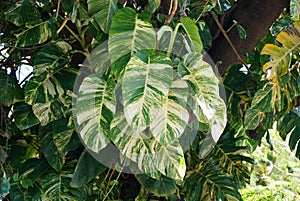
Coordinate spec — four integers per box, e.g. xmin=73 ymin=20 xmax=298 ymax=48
xmin=0 ymin=0 xmax=299 ymax=200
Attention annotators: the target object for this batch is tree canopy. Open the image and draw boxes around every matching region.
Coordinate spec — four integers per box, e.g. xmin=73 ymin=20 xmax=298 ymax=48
xmin=0 ymin=0 xmax=299 ymax=200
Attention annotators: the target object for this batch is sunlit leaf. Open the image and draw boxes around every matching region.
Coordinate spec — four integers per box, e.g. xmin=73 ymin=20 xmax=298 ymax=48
xmin=108 ymin=8 xmax=156 ymax=63
xmin=110 ymin=112 xmax=186 ymax=180
xmin=88 ymin=0 xmax=118 ymax=33
xmin=182 ymin=53 xmax=226 ymax=142
xmin=150 ymin=80 xmax=189 ymax=146
xmin=76 ymin=74 xmax=116 ymax=153
xmin=261 ymin=20 xmax=300 ymax=81
xmin=122 ymin=51 xmax=173 ymax=132
xmin=180 ymin=17 xmax=203 ymax=53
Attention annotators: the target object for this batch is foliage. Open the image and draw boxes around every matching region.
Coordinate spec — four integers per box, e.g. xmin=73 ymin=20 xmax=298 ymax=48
xmin=240 ymin=129 xmax=300 ymax=201
xmin=0 ymin=0 xmax=299 ymax=200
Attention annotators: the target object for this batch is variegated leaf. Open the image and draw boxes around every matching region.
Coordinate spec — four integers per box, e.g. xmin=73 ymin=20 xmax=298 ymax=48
xmin=76 ymin=74 xmax=116 ymax=153
xmin=108 ymin=8 xmax=156 ymax=63
xmin=110 ymin=112 xmax=186 ymax=180
xmin=150 ymin=80 xmax=189 ymax=146
xmin=122 ymin=51 xmax=173 ymax=132
xmin=88 ymin=0 xmax=118 ymax=34
xmin=182 ymin=53 xmax=227 ymax=143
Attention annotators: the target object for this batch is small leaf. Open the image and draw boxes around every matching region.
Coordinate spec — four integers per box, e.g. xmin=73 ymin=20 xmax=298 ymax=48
xmin=52 ymin=118 xmax=74 ymax=154
xmin=71 ymin=150 xmax=107 ymax=187
xmin=33 ymin=41 xmax=72 ymax=76
xmin=6 ymin=0 xmax=42 ymax=26
xmin=41 ymin=162 xmax=88 ymax=201
xmin=14 ymin=102 xmax=39 ymax=130
xmin=233 ymin=20 xmax=247 ymax=39
xmin=146 ymin=0 xmax=160 ymax=13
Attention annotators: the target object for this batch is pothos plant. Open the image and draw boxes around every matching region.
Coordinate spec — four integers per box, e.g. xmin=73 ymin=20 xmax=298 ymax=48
xmin=0 ymin=0 xmax=299 ymax=201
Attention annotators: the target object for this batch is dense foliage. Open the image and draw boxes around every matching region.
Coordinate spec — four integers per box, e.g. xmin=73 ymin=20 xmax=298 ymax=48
xmin=0 ymin=0 xmax=299 ymax=200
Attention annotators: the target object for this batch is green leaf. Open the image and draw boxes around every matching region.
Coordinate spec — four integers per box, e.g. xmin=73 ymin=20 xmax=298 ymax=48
xmin=244 ymin=84 xmax=274 ymax=130
xmin=71 ymin=150 xmax=107 ymax=187
xmin=25 ymin=67 xmax=77 ymax=126
xmin=108 ymin=8 xmax=156 ymax=63
xmin=16 ymin=21 xmax=52 ymax=47
xmin=75 ymin=74 xmax=116 ymax=153
xmin=278 ymin=111 xmax=300 ymax=159
xmin=135 ymin=174 xmax=176 ymax=196
xmin=41 ymin=133 xmax=65 ymax=171
xmin=88 ymin=0 xmax=118 ymax=33
xmin=122 ymin=51 xmax=173 ymax=132
xmin=184 ymin=162 xmax=242 ymax=201
xmin=198 ymin=20 xmax=212 ymax=49
xmin=180 ymin=17 xmax=203 ymax=53
xmin=233 ymin=20 xmax=247 ymax=39
xmin=6 ymin=0 xmax=42 ymax=26
xmin=52 ymin=118 xmax=74 ymax=154
xmin=150 ymin=80 xmax=189 ymax=146
xmin=89 ymin=41 xmax=110 ymax=76
xmin=146 ymin=0 xmax=160 ymax=13
xmin=41 ymin=162 xmax=88 ymax=201
xmin=0 ymin=70 xmax=22 ymax=106
xmin=31 ymin=100 xmax=65 ymax=126
xmin=110 ymin=112 xmax=186 ymax=180
xmin=14 ymin=102 xmax=39 ymax=130
xmin=182 ymin=53 xmax=227 ymax=142
xmin=33 ymin=41 xmax=72 ymax=76
xmin=261 ymin=20 xmax=300 ymax=81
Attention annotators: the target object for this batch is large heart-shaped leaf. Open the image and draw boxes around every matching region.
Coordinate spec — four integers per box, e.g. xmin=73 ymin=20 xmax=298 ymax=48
xmin=150 ymin=80 xmax=189 ymax=146
xmin=88 ymin=0 xmax=118 ymax=33
xmin=122 ymin=51 xmax=173 ymax=132
xmin=110 ymin=112 xmax=186 ymax=180
xmin=182 ymin=53 xmax=227 ymax=142
xmin=76 ymin=74 xmax=116 ymax=153
xmin=108 ymin=8 xmax=156 ymax=63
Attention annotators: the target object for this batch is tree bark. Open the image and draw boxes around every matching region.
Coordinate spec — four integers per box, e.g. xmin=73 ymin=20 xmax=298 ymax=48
xmin=208 ymin=0 xmax=290 ymax=76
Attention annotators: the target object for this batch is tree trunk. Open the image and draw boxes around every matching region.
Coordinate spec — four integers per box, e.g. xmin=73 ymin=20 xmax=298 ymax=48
xmin=208 ymin=0 xmax=290 ymax=76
